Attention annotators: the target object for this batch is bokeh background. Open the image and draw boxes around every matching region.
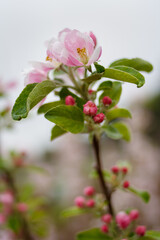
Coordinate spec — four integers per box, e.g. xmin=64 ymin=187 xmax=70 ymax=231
xmin=0 ymin=0 xmax=160 ymax=239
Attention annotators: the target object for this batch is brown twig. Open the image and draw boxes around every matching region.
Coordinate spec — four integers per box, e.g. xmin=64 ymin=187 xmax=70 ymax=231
xmin=92 ymin=135 xmax=114 ymax=216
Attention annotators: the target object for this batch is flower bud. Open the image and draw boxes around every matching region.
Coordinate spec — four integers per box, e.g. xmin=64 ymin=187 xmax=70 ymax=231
xmin=101 ymin=224 xmax=109 ymax=233
xmin=123 ymin=181 xmax=130 ymax=188
xmin=88 ymin=89 xmax=95 ymax=95
xmin=136 ymin=225 xmax=146 ymax=236
xmin=86 ymin=199 xmax=95 ymax=208
xmin=129 ymin=209 xmax=139 ymax=221
xmin=121 ymin=166 xmax=128 ymax=174
xmin=74 ymin=196 xmax=85 ymax=208
xmin=65 ymin=95 xmax=75 ymax=106
xmin=83 ymin=101 xmax=97 ymax=116
xmin=93 ymin=113 xmax=105 ymax=123
xmin=101 ymin=214 xmax=112 ymax=224
xmin=17 ymin=203 xmax=28 ymax=213
xmin=116 ymin=211 xmax=131 ymax=229
xmin=111 ymin=166 xmax=119 ymax=174
xmin=84 ymin=186 xmax=95 ymax=196
xmin=102 ymin=96 xmax=112 ymax=106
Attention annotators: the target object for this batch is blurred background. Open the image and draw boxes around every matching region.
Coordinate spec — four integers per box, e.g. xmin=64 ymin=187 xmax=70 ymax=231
xmin=0 ymin=0 xmax=160 ymax=239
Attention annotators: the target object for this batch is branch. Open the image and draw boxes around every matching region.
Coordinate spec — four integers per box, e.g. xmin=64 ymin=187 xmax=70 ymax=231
xmin=92 ymin=135 xmax=114 ymax=216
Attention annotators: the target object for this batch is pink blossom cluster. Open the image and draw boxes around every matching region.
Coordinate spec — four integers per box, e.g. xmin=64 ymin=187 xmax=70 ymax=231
xmin=74 ymin=186 xmax=95 ymax=208
xmin=83 ymin=101 xmax=105 ymax=124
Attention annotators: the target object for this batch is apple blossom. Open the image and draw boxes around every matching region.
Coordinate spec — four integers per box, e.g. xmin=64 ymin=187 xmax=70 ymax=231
xmin=46 ymin=28 xmax=102 ymax=67
xmin=136 ymin=225 xmax=146 ymax=236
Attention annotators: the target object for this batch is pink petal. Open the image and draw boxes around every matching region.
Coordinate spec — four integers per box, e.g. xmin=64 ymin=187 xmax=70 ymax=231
xmin=87 ymin=46 xmax=102 ymax=66
xmin=89 ymin=31 xmax=97 ymax=47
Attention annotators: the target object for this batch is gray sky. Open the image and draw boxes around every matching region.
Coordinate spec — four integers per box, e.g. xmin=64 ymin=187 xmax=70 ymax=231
xmin=1 ymin=0 xmax=160 ymax=153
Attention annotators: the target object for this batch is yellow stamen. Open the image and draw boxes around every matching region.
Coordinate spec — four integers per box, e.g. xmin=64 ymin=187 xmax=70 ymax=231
xmin=77 ymin=48 xmax=88 ymax=64
xmin=46 ymin=56 xmax=52 ymax=62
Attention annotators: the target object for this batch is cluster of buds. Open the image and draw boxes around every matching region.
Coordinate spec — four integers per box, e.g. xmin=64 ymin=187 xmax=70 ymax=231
xmin=115 ymin=210 xmax=146 ymax=237
xmin=74 ymin=186 xmax=95 ymax=208
xmin=83 ymin=101 xmax=105 ymax=124
xmin=101 ymin=213 xmax=112 ymax=233
xmin=0 ymin=190 xmax=28 ymax=226
xmin=111 ymin=165 xmax=130 ymax=189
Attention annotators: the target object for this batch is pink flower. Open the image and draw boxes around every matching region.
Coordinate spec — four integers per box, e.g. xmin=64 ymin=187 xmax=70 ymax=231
xmin=129 ymin=209 xmax=139 ymax=221
xmin=65 ymin=95 xmax=75 ymax=105
xmin=17 ymin=203 xmax=28 ymax=213
xmin=101 ymin=214 xmax=112 ymax=224
xmin=24 ymin=61 xmax=58 ymax=85
xmin=116 ymin=211 xmax=131 ymax=229
xmin=74 ymin=196 xmax=85 ymax=208
xmin=135 ymin=225 xmax=146 ymax=236
xmin=0 ymin=191 xmax=14 ymax=205
xmin=46 ymin=28 xmax=102 ymax=67
xmin=84 ymin=186 xmax=95 ymax=196
xmin=86 ymin=199 xmax=95 ymax=208
xmin=83 ymin=101 xmax=97 ymax=116
xmin=93 ymin=113 xmax=105 ymax=123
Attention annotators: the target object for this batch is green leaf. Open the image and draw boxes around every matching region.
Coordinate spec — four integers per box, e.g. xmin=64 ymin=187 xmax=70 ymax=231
xmin=60 ymin=87 xmax=85 ymax=110
xmin=102 ymin=125 xmax=123 ymax=140
xmin=146 ymin=231 xmax=160 ymax=240
xmin=94 ymin=62 xmax=105 ymax=73
xmin=45 ymin=105 xmax=84 ymax=134
xmin=82 ymin=73 xmax=103 ymax=84
xmin=38 ymin=101 xmax=64 ymax=114
xmin=99 ymin=81 xmax=122 ymax=108
xmin=109 ymin=58 xmax=153 ymax=73
xmin=128 ymin=187 xmax=150 ymax=203
xmin=103 ymin=66 xmax=145 ymax=88
xmin=97 ymin=81 xmax=113 ymax=91
xmin=77 ymin=228 xmax=112 ymax=240
xmin=12 ymin=80 xmax=55 ymax=120
xmin=61 ymin=207 xmax=87 ymax=218
xmin=51 ymin=125 xmax=67 ymax=140
xmin=111 ymin=122 xmax=131 ymax=141
xmin=106 ymin=108 xmax=132 ymax=122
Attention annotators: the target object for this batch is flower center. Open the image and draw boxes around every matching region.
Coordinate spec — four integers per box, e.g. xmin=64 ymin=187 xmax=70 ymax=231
xmin=46 ymin=56 xmax=52 ymax=62
xmin=77 ymin=48 xmax=88 ymax=64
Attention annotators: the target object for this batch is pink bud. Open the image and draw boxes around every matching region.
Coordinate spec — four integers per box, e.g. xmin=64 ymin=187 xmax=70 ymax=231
xmin=101 ymin=214 xmax=112 ymax=224
xmin=116 ymin=211 xmax=131 ymax=229
xmin=88 ymin=89 xmax=95 ymax=95
xmin=83 ymin=101 xmax=97 ymax=116
xmin=111 ymin=166 xmax=119 ymax=174
xmin=86 ymin=199 xmax=95 ymax=208
xmin=121 ymin=166 xmax=128 ymax=174
xmin=123 ymin=181 xmax=130 ymax=188
xmin=74 ymin=196 xmax=85 ymax=208
xmin=101 ymin=224 xmax=109 ymax=233
xmin=93 ymin=113 xmax=105 ymax=123
xmin=84 ymin=186 xmax=95 ymax=196
xmin=136 ymin=225 xmax=146 ymax=236
xmin=65 ymin=95 xmax=75 ymax=106
xmin=129 ymin=209 xmax=139 ymax=221
xmin=0 ymin=214 xmax=6 ymax=224
xmin=102 ymin=96 xmax=112 ymax=106
xmin=17 ymin=203 xmax=28 ymax=213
